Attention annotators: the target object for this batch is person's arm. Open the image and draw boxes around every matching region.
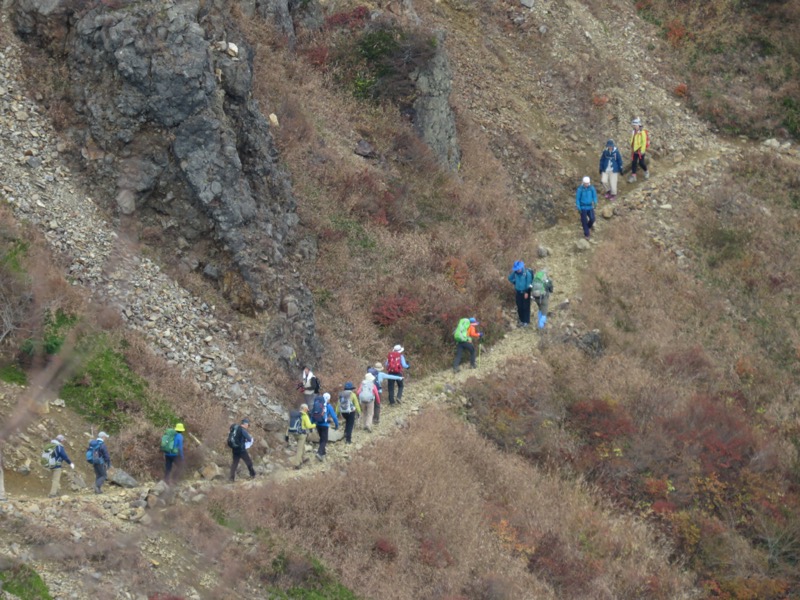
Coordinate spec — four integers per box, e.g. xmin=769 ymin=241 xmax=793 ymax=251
xmin=353 ymin=393 xmax=362 ymax=416
xmin=102 ymin=444 xmax=111 ymax=467
xmin=508 ymin=271 xmax=515 ymax=283
xmin=61 ymin=447 xmax=73 ymax=466
xmin=177 ymin=433 xmax=184 ymax=459
xmin=301 ymin=413 xmax=313 ymax=431
xmin=401 ymin=356 xmax=409 ymax=369
xmin=328 ymin=404 xmax=339 ymax=429
xmin=576 ymin=187 xmax=582 ymax=210
xmin=242 ymin=428 xmax=253 ymax=443
xmin=591 ymin=187 xmax=597 ymax=208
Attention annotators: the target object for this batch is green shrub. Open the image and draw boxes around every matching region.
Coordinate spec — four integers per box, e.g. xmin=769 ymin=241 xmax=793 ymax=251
xmin=20 ymin=309 xmax=77 ymax=357
xmin=0 ymin=564 xmax=53 ymax=600
xmin=60 ymin=334 xmax=177 ymax=432
xmin=0 ymin=363 xmax=27 ymax=385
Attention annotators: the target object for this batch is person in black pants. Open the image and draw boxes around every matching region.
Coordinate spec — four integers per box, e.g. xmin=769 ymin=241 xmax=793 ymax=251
xmin=229 ymin=419 xmax=256 ymax=481
xmin=337 ymin=383 xmax=362 ymax=444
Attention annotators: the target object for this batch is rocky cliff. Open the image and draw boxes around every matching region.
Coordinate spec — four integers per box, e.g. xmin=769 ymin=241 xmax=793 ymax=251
xmin=11 ymin=0 xmax=322 ymax=367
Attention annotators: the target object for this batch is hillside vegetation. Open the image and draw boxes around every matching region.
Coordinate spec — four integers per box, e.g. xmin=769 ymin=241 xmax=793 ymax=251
xmin=1 ymin=0 xmax=799 ymax=598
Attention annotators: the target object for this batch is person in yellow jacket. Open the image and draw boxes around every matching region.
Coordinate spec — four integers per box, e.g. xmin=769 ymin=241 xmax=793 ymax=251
xmin=628 ymin=117 xmax=650 ymax=183
xmin=288 ymin=404 xmax=315 ymax=469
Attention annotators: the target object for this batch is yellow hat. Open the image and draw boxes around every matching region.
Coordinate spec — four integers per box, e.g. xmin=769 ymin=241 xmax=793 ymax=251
xmin=175 ymin=423 xmax=185 ymax=432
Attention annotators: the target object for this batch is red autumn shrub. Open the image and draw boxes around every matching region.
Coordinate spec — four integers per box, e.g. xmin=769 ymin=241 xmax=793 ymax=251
xmin=567 ymin=398 xmax=634 ymax=446
xmin=373 ymin=537 xmax=398 ymax=560
xmin=325 ymin=6 xmax=369 ymax=29
xmin=419 ymin=537 xmax=454 ymax=568
xmin=371 ymin=293 xmax=420 ymax=326
xmin=665 ymin=19 xmax=688 ymax=47
xmin=674 ymin=83 xmax=689 ymax=98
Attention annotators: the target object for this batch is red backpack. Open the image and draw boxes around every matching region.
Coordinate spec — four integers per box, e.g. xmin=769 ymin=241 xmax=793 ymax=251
xmin=387 ymin=351 xmax=403 ymax=374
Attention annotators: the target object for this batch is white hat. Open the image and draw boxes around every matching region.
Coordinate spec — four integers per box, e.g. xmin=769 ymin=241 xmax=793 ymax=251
xmin=393 ymin=345 xmax=404 ymax=353
xmin=365 ymin=373 xmax=376 ymax=382
xmin=98 ymin=431 xmax=109 ymax=439
xmin=322 ymin=393 xmax=331 ymax=401
xmin=632 ymin=117 xmax=641 ymax=126
xmin=373 ymin=362 xmax=384 ymax=371
xmin=582 ymin=176 xmax=591 ymax=184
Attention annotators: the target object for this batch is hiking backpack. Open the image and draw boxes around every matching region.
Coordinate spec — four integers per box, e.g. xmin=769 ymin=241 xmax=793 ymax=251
xmin=339 ymin=391 xmax=355 ymax=414
xmin=310 ymin=396 xmax=327 ymax=425
xmin=358 ymin=380 xmax=375 ymax=403
xmin=41 ymin=442 xmax=58 ymax=469
xmin=160 ymin=428 xmax=178 ymax=454
xmin=288 ymin=410 xmax=305 ymax=435
xmin=311 ymin=376 xmax=321 ymax=394
xmin=454 ymin=318 xmax=471 ymax=343
xmin=227 ymin=424 xmax=242 ymax=450
xmin=387 ymin=351 xmax=403 ymax=374
xmin=532 ymin=270 xmax=550 ymax=298
xmin=86 ymin=440 xmax=104 ymax=465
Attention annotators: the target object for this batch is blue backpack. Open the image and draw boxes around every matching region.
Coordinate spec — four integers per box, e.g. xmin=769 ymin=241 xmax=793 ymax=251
xmin=310 ymin=396 xmax=327 ymax=425
xmin=86 ymin=440 xmax=104 ymax=465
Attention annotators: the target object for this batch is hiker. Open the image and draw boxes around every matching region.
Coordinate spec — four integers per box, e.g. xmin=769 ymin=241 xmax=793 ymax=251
xmin=0 ymin=446 xmax=6 ymax=501
xmin=311 ymin=393 xmax=338 ymax=461
xmin=337 ymin=382 xmax=362 ymax=444
xmin=386 ymin=345 xmax=409 ymax=405
xmin=576 ymin=176 xmax=597 ymax=239
xmin=368 ymin=362 xmax=402 ymax=424
xmin=228 ymin=418 xmax=256 ymax=481
xmin=300 ymin=366 xmax=319 ymax=400
xmin=453 ymin=317 xmax=482 ymax=373
xmin=599 ymin=139 xmax=623 ymax=200
xmin=87 ymin=432 xmax=111 ymax=494
xmin=45 ymin=434 xmax=75 ymax=498
xmin=531 ymin=269 xmax=554 ymax=329
xmin=357 ymin=373 xmax=380 ymax=432
xmin=628 ymin=118 xmax=650 ymax=182
xmin=508 ymin=260 xmax=533 ymax=327
xmin=287 ymin=404 xmax=314 ymax=469
xmin=162 ymin=423 xmax=185 ymax=485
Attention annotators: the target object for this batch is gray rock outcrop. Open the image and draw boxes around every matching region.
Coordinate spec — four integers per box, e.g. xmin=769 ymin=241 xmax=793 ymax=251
xmin=410 ymin=31 xmax=461 ymax=171
xmin=11 ymin=0 xmax=322 ymax=366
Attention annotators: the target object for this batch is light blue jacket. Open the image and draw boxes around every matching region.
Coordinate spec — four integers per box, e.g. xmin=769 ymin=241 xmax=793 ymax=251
xmin=508 ymin=269 xmax=533 ymax=293
xmin=576 ymin=185 xmax=597 ymax=211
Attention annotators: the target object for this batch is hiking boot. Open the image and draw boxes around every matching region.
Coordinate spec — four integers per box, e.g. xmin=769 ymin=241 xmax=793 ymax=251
xmin=453 ymin=367 xmax=460 ymax=374
xmin=609 ymin=194 xmax=617 ymax=201
xmin=643 ymin=170 xmax=650 ymax=180
xmin=48 ymin=493 xmax=58 ymax=498
xmin=315 ymin=453 xmax=324 ymax=461
xmin=604 ymin=191 xmax=612 ymax=199
xmin=94 ymin=487 xmax=102 ymax=494
xmin=627 ymin=174 xmax=637 ymax=183
xmin=470 ymin=364 xmax=477 ymax=369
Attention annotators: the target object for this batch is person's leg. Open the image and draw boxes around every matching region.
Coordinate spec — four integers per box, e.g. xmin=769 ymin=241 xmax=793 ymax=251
xmin=388 ymin=379 xmax=395 ymax=404
xmin=468 ymin=343 xmax=476 ymax=367
xmin=580 ymin=209 xmax=591 ymax=238
xmin=601 ymin=171 xmax=610 ymax=194
xmin=241 ymin=450 xmax=255 ymax=477
xmin=522 ymin=293 xmax=531 ymax=325
xmin=49 ymin=467 xmax=62 ymax=497
xmin=588 ymin=209 xmax=596 ymax=232
xmin=344 ymin=412 xmax=354 ymax=442
xmin=164 ymin=454 xmax=174 ymax=484
xmin=364 ymin=401 xmax=374 ymax=430
xmin=631 ymin=153 xmax=639 ymax=175
xmin=94 ymin=463 xmax=107 ymax=492
xmin=292 ymin=433 xmax=307 ymax=467
xmin=640 ymin=154 xmax=649 ymax=177
xmin=396 ymin=378 xmax=404 ymax=402
xmin=229 ymin=453 xmax=241 ymax=481
xmin=317 ymin=426 xmax=329 ymax=457
xmin=515 ymin=291 xmax=525 ymax=325
xmin=454 ymin=342 xmax=465 ymax=371
xmin=373 ymin=396 xmax=380 ymax=425
xmin=610 ymin=172 xmax=618 ymax=197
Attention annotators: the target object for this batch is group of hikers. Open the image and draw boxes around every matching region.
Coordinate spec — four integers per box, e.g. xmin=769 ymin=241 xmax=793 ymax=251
xmin=286 ymin=345 xmax=410 ymax=469
xmin=2 ymin=119 xmax=649 ymax=496
xmin=577 ymin=118 xmax=651 ymax=239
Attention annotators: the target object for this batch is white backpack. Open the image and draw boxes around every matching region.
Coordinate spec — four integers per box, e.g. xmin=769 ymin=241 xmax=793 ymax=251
xmin=358 ymin=380 xmax=375 ymax=403
xmin=339 ymin=391 xmax=355 ymax=414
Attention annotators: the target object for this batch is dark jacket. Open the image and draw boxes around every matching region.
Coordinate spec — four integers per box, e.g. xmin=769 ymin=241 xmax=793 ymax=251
xmin=599 ymin=147 xmax=623 ymax=174
xmin=52 ymin=442 xmax=73 ymax=469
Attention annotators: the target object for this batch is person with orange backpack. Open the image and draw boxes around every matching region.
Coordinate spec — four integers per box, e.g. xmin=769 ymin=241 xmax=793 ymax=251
xmin=628 ymin=117 xmax=650 ymax=183
xmin=386 ymin=345 xmax=409 ymax=405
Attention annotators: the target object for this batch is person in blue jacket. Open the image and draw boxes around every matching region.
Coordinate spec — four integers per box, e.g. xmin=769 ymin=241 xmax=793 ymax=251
xmin=576 ymin=176 xmax=598 ymax=239
xmin=508 ymin=260 xmax=533 ymax=327
xmin=164 ymin=423 xmax=185 ymax=485
xmin=599 ymin=140 xmax=623 ymax=200
xmin=314 ymin=393 xmax=339 ymax=461
xmin=89 ymin=432 xmax=111 ymax=494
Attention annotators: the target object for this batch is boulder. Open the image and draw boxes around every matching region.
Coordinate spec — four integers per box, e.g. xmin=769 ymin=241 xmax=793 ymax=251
xmin=108 ymin=469 xmax=138 ymax=488
xmin=199 ymin=463 xmax=223 ymax=480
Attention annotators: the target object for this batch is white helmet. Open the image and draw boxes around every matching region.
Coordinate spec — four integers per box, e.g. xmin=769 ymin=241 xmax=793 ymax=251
xmin=631 ymin=118 xmax=641 ymax=126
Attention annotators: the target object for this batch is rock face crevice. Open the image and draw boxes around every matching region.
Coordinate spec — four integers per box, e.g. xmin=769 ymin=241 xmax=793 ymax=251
xmin=11 ymin=0 xmax=322 ymax=366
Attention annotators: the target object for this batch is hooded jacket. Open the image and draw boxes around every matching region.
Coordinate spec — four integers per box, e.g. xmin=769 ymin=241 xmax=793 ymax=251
xmin=576 ymin=184 xmax=598 ymax=211
xmin=508 ymin=269 xmax=533 ymax=293
xmin=599 ymin=146 xmax=623 ymax=174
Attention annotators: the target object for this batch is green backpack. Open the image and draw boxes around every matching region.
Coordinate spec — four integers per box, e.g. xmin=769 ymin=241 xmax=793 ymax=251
xmin=41 ymin=442 xmax=58 ymax=469
xmin=160 ymin=428 xmax=178 ymax=454
xmin=532 ymin=270 xmax=550 ymax=298
xmin=453 ymin=318 xmax=471 ymax=342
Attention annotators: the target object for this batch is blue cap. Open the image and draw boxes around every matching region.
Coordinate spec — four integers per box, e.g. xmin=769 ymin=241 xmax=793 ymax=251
xmin=606 ymin=139 xmax=614 ymax=147
xmin=344 ymin=382 xmax=354 ymax=390
xmin=513 ymin=260 xmax=524 ymax=272
xmin=469 ymin=318 xmax=477 ymax=323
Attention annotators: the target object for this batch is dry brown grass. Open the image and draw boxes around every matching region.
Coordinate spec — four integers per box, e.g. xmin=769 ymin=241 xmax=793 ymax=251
xmin=214 ymin=409 xmax=693 ymax=599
